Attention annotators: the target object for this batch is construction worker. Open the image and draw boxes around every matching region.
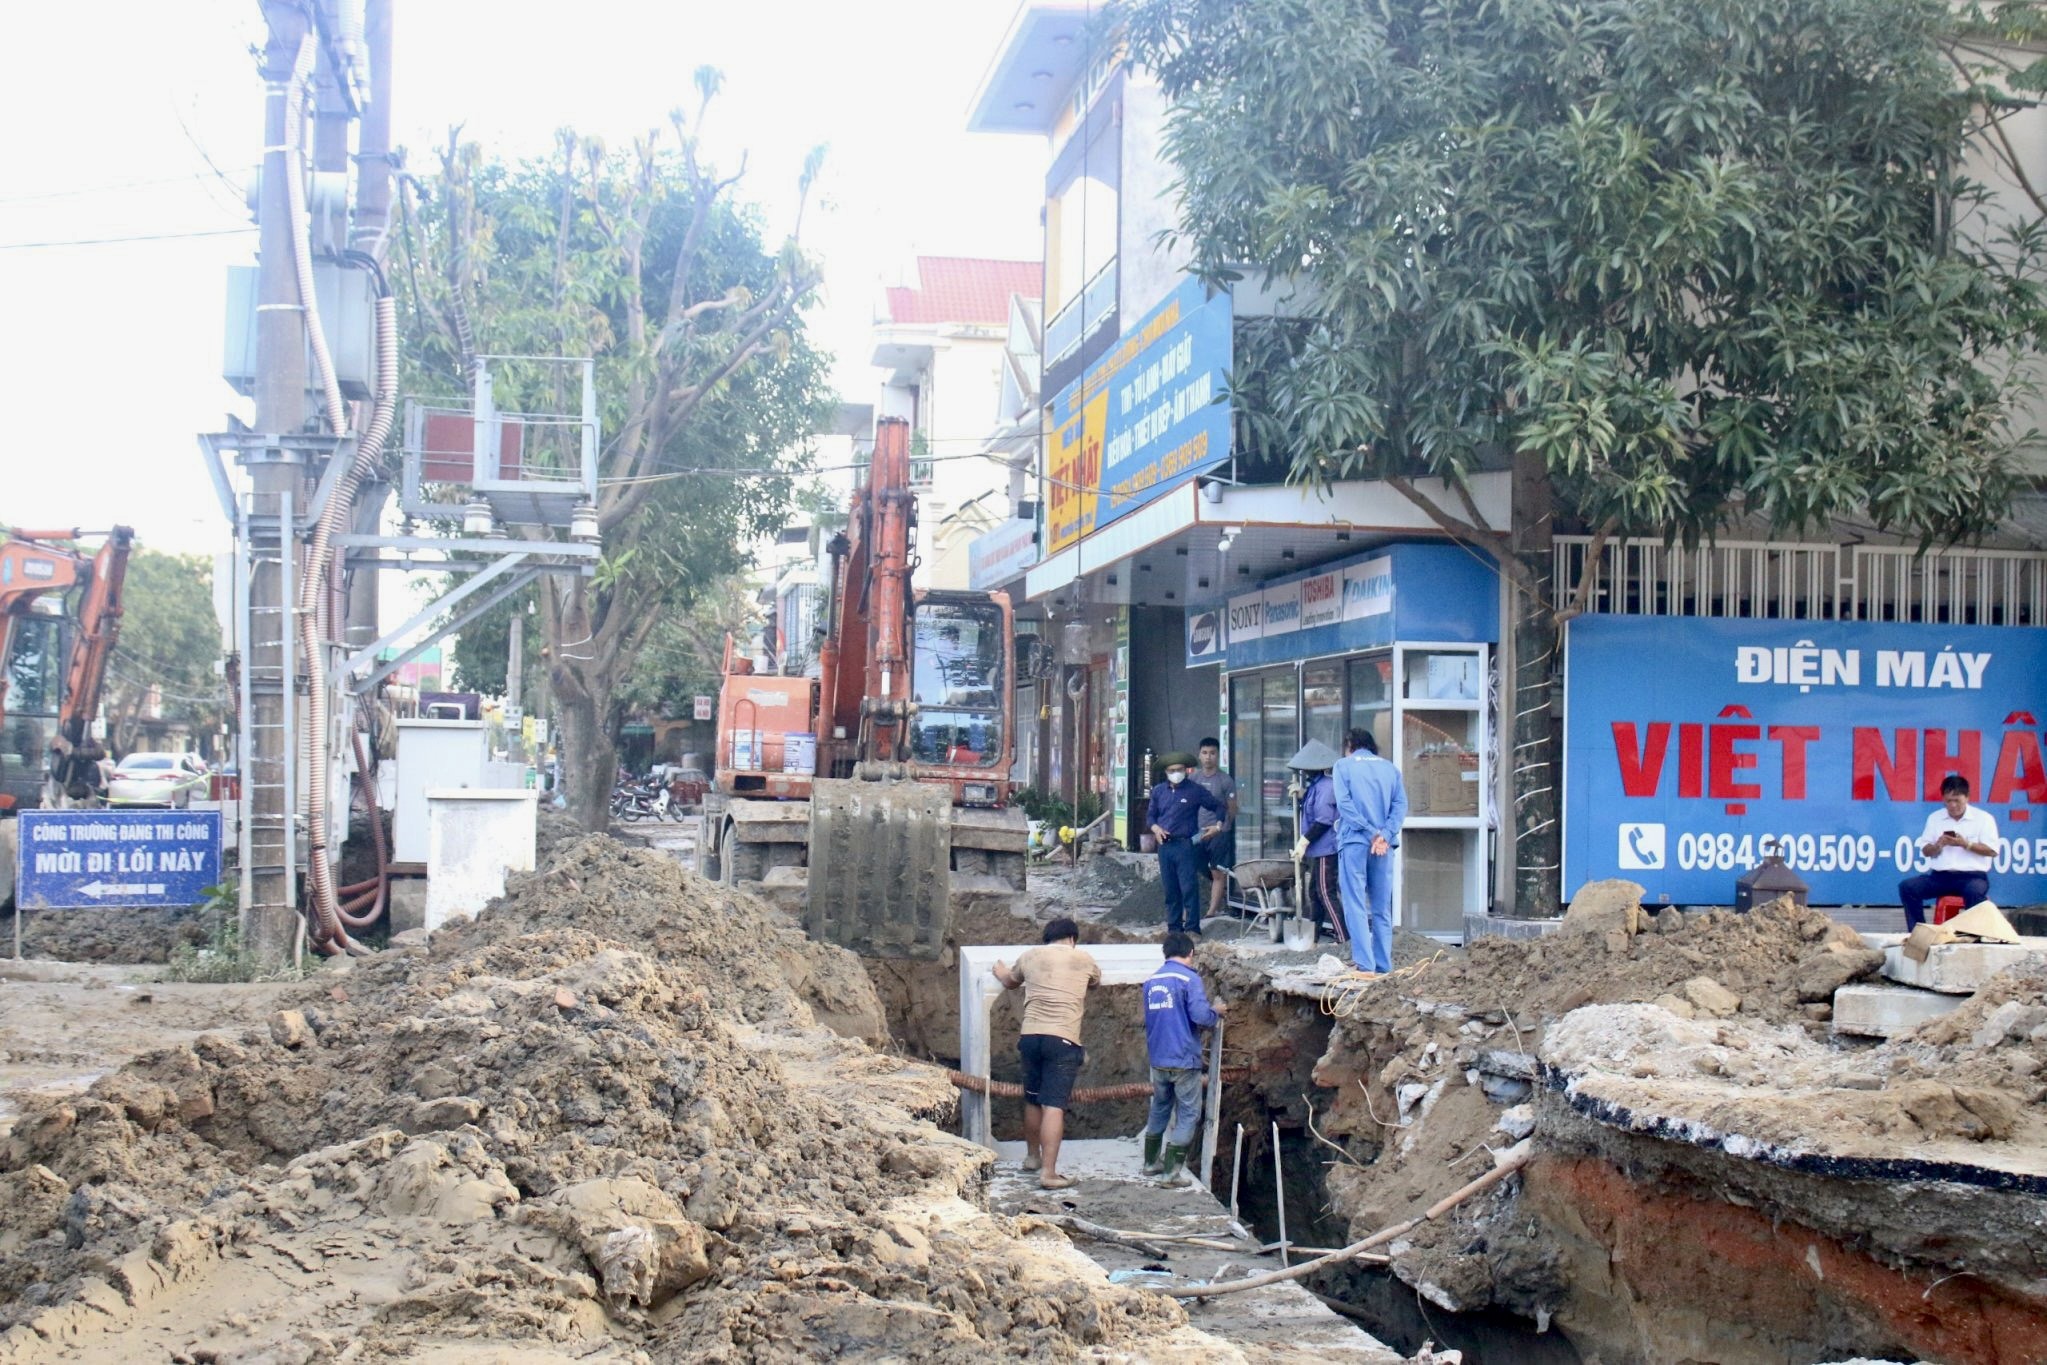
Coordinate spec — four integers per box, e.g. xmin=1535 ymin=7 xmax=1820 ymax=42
xmin=991 ymin=917 xmax=1100 ymax=1190
xmin=1148 ymin=752 xmax=1226 ymax=935
xmin=1289 ymin=739 xmax=1347 ymax=946
xmin=1140 ymin=931 xmax=1225 ymax=1183
xmin=1191 ymin=738 xmax=1239 ymax=921
xmin=1333 ymin=727 xmax=1406 ymax=974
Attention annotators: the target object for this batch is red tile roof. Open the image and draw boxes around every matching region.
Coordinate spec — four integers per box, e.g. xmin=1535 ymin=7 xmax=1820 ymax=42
xmin=884 ymin=256 xmax=1042 ymax=326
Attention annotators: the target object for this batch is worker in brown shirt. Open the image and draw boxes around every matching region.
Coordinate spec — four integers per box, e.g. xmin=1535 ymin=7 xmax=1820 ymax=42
xmin=991 ymin=917 xmax=1100 ymax=1189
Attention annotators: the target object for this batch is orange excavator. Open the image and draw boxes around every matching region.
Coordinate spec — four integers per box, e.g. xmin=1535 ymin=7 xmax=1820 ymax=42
xmin=698 ymin=416 xmax=1027 ymax=958
xmin=0 ymin=526 xmax=134 ymax=812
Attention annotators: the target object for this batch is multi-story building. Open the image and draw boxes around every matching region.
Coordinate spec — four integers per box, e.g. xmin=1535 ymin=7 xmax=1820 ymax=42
xmin=968 ymin=1 xmax=2047 ymax=934
xmin=871 ymin=255 xmax=1044 ymax=590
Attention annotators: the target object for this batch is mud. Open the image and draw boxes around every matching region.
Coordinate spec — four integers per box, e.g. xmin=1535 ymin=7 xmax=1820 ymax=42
xmin=0 ymin=835 xmax=1242 ymax=1362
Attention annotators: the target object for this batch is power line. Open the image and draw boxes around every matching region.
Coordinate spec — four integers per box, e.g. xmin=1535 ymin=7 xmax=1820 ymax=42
xmin=0 ymin=171 xmax=222 ymax=204
xmin=0 ymin=225 xmax=256 ymax=251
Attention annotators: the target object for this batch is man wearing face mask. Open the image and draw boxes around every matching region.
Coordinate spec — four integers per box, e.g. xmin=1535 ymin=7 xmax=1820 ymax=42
xmin=1149 ymin=752 xmax=1226 ymax=935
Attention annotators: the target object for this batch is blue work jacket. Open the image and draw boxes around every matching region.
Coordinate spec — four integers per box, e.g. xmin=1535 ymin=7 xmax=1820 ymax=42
xmin=1143 ymin=959 xmax=1218 ymax=1069
xmin=1148 ymin=779 xmax=1222 ymax=841
xmin=1333 ymin=752 xmax=1407 ymax=849
xmin=1298 ymin=772 xmax=1338 ymax=858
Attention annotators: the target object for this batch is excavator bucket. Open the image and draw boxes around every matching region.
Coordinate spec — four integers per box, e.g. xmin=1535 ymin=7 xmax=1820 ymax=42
xmin=805 ymin=777 xmax=953 ymax=959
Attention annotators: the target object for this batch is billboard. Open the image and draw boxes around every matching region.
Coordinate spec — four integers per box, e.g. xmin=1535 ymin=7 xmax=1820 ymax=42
xmin=1044 ymin=278 xmax=1232 ymax=554
xmin=1563 ymin=616 xmax=2047 ymax=905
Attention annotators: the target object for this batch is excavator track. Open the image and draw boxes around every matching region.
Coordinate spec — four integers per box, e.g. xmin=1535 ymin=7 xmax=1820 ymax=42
xmin=805 ymin=777 xmax=955 ymax=959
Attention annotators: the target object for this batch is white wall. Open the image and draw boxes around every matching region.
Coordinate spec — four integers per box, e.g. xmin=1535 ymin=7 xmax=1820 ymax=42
xmin=1117 ymin=73 xmax=1194 ymax=327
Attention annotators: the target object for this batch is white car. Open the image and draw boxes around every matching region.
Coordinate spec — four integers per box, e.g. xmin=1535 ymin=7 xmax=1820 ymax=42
xmin=107 ymin=752 xmax=210 ymax=809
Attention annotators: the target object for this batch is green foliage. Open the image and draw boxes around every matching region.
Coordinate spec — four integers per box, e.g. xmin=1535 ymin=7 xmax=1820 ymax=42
xmin=1012 ymin=786 xmax=1106 ymax=830
xmin=1120 ymin=0 xmax=2047 ymax=546
xmin=397 ymin=116 xmax=835 ymax=740
xmin=105 ymin=549 xmax=228 ymax=755
xmin=159 ymin=882 xmax=311 ymax=982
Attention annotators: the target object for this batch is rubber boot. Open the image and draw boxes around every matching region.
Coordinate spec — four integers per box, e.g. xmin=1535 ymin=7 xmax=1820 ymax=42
xmin=1156 ymin=1143 xmax=1189 ymax=1185
xmin=1141 ymin=1131 xmax=1164 ymax=1175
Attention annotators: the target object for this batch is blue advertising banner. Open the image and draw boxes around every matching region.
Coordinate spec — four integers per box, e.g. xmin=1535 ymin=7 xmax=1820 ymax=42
xmin=1563 ymin=616 xmax=2047 ymax=905
xmin=1044 ymin=277 xmax=1232 ymax=554
xmin=1188 ymin=543 xmax=1498 ymax=671
xmin=15 ymin=809 xmax=223 ymax=909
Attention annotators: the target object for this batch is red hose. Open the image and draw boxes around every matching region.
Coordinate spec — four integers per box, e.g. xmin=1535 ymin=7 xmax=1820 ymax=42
xmin=333 ymin=727 xmax=387 ymax=932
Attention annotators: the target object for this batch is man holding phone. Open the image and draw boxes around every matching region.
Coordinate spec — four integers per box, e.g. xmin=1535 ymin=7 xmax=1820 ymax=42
xmin=1897 ymin=773 xmax=2000 ymax=929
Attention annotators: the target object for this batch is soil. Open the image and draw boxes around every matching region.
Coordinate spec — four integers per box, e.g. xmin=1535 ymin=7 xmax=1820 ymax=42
xmin=1189 ymin=882 xmax=2047 ymax=1364
xmin=0 ymin=834 xmax=1249 ymax=1363
xmin=12 ymin=904 xmax=212 ymax=965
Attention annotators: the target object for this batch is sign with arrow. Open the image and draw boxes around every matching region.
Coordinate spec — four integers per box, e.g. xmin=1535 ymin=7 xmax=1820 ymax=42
xmin=15 ymin=810 xmax=222 ymax=909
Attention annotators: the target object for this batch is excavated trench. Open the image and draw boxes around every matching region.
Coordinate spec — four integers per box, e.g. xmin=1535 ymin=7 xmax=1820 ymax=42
xmin=860 ymin=879 xmax=2047 ymax=1365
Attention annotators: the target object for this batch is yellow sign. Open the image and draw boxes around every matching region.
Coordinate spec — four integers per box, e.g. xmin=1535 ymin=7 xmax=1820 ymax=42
xmin=1045 ymin=386 xmax=1108 ymax=553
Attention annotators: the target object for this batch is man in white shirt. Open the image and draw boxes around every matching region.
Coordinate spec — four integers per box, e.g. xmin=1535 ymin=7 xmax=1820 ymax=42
xmin=1897 ymin=773 xmax=1999 ymax=929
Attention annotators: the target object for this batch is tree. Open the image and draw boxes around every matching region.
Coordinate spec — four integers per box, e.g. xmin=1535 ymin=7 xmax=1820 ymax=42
xmin=1121 ymin=0 xmax=2047 ymax=911
xmin=103 ymin=550 xmax=230 ymax=758
xmin=399 ymin=71 xmax=833 ymax=827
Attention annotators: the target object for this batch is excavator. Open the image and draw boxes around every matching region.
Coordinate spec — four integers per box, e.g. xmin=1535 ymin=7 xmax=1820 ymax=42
xmin=0 ymin=526 xmax=135 ymax=813
xmin=698 ymin=416 xmax=1027 ymax=958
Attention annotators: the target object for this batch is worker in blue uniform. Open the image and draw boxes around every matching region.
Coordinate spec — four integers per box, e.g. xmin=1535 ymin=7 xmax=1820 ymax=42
xmin=1288 ymin=739 xmax=1347 ymax=946
xmin=1332 ymin=727 xmax=1407 ymax=974
xmin=1148 ymin=751 xmax=1226 ymax=935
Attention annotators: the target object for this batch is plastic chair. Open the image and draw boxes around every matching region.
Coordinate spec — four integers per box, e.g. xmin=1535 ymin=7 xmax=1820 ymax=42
xmin=1932 ymin=895 xmax=1967 ymax=926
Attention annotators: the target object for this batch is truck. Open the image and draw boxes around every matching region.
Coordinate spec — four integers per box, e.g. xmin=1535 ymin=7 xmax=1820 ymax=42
xmin=698 ymin=416 xmax=1027 ymax=958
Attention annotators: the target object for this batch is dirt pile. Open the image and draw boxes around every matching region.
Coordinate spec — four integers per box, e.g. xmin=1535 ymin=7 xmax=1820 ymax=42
xmin=1221 ymin=892 xmax=1889 ymax=1321
xmin=0 ymin=835 xmax=1205 ymax=1362
xmin=13 ymin=904 xmax=210 ymax=965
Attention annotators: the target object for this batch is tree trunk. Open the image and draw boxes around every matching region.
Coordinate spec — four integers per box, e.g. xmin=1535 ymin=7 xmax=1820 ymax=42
xmin=1508 ymin=449 xmax=1563 ymax=917
xmin=556 ymin=681 xmax=618 ymax=832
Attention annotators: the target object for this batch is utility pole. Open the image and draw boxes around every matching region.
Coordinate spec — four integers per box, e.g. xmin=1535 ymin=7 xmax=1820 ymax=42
xmin=244 ymin=1 xmax=313 ymax=965
xmin=508 ymin=609 xmax=525 ymax=761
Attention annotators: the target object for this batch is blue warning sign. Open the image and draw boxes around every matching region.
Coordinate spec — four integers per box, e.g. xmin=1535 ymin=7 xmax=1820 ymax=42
xmin=15 ymin=809 xmax=223 ymax=909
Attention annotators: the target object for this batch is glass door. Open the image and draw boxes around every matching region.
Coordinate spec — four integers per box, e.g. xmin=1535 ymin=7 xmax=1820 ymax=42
xmin=1257 ymin=672 xmax=1298 ymax=861
xmin=1229 ymin=673 xmax=1266 ymax=863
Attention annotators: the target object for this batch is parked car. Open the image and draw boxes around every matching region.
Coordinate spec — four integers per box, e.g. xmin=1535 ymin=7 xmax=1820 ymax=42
xmin=107 ymin=752 xmax=210 ymax=809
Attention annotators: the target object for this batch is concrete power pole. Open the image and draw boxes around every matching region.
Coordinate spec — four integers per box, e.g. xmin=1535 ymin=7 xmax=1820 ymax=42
xmin=245 ymin=2 xmax=313 ymax=964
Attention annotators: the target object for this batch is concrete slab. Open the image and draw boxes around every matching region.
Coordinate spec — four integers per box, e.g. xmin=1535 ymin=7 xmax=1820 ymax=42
xmin=988 ymin=1137 xmax=1400 ymax=1361
xmin=1832 ymin=983 xmax=1966 ymax=1038
xmin=957 ymin=943 xmax=1162 ymax=1147
xmin=1880 ymin=937 xmax=2047 ymax=994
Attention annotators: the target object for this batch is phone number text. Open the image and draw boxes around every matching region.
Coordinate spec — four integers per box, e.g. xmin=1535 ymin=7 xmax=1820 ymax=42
xmin=1673 ymin=832 xmax=2047 ymax=876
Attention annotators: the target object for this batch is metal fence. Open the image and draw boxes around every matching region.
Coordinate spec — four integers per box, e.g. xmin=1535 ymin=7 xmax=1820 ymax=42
xmin=1552 ymin=536 xmax=2047 ymax=626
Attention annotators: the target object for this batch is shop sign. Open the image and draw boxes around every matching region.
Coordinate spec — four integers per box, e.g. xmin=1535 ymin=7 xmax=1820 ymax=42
xmin=1185 ymin=606 xmax=1227 ymax=667
xmin=1262 ymin=581 xmax=1302 ymax=637
xmin=1300 ymin=571 xmax=1342 ymax=630
xmin=968 ymin=517 xmax=1038 ymax=590
xmin=1563 ymin=616 xmax=2047 ymax=906
xmin=1226 ymin=590 xmax=1264 ymax=643
xmin=1045 ymin=278 xmax=1233 ymax=553
xmin=1343 ymin=556 xmax=1393 ymax=620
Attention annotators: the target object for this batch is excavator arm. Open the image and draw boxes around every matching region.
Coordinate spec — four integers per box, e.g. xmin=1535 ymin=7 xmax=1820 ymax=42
xmin=0 ymin=526 xmax=135 ymax=806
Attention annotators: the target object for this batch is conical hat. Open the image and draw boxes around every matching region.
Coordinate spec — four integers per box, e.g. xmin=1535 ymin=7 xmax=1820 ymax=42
xmin=1288 ymin=739 xmax=1341 ymax=771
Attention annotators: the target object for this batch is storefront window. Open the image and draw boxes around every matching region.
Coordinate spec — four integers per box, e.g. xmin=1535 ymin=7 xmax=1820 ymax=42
xmin=1257 ymin=672 xmax=1297 ymax=860
xmin=1229 ymin=674 xmax=1264 ymax=858
xmin=1402 ymin=708 xmax=1481 ymax=818
xmin=1402 ymin=828 xmax=1469 ymax=933
xmin=1347 ymin=654 xmax=1393 ymax=755
xmin=1303 ymin=662 xmax=1345 ymax=756
xmin=1403 ymin=650 xmax=1481 ymax=702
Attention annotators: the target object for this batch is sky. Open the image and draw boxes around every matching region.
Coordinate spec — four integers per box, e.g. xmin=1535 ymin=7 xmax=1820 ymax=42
xmin=0 ymin=0 xmax=1048 ymax=558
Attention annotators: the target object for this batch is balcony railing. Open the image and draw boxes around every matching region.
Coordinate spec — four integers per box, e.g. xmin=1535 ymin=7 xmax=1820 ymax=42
xmin=1043 ymin=257 xmax=1119 ymax=371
